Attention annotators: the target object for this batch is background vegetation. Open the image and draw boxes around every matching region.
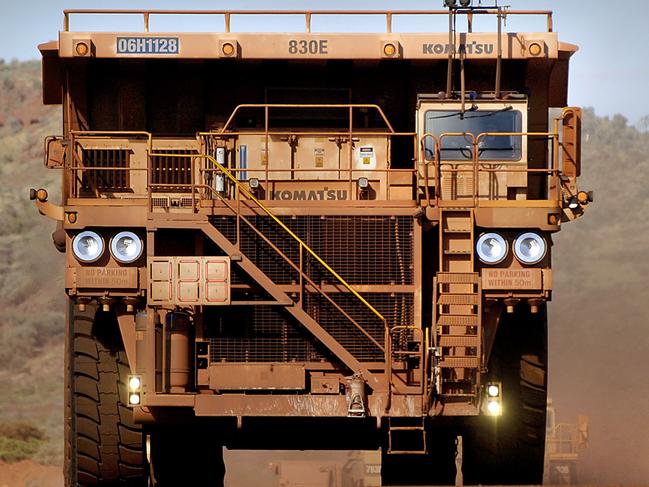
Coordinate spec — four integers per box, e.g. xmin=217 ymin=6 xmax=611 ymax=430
xmin=0 ymin=59 xmax=647 ymax=483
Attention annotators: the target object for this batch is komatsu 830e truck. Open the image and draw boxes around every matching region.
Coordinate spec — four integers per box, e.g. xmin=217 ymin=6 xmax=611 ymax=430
xmin=32 ymin=3 xmax=590 ymax=485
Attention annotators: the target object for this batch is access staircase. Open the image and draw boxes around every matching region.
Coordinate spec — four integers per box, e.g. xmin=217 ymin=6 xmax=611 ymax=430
xmin=150 ymin=151 xmax=397 ymax=393
xmin=434 ymin=209 xmax=482 ymax=401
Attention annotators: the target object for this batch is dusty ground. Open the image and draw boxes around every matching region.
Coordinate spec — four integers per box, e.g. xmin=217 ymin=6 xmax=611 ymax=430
xmin=0 ymin=460 xmax=62 ymax=487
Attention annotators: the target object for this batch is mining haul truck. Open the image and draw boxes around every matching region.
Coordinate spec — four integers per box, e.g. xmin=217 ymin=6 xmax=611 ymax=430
xmin=32 ymin=3 xmax=590 ymax=485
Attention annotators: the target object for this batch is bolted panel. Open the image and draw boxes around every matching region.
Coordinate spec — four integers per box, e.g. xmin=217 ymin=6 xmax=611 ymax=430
xmin=148 ymin=257 xmax=230 ymax=306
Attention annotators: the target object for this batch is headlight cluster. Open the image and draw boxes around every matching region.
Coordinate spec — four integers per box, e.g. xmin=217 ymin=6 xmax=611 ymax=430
xmin=128 ymin=374 xmax=142 ymax=406
xmin=72 ymin=230 xmax=143 ymax=264
xmin=476 ymin=231 xmax=547 ymax=265
xmin=485 ymin=382 xmax=503 ymax=416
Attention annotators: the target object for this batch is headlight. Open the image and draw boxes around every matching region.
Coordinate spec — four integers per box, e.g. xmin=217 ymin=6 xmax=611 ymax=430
xmin=110 ymin=231 xmax=143 ymax=264
xmin=487 ymin=399 xmax=502 ymax=416
xmin=476 ymin=233 xmax=508 ymax=264
xmin=72 ymin=231 xmax=104 ymax=263
xmin=129 ymin=376 xmax=141 ymax=391
xmin=513 ymin=232 xmax=547 ymax=265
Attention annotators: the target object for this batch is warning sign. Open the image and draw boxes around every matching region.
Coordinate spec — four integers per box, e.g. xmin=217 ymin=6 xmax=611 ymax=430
xmin=482 ymin=269 xmax=542 ymax=290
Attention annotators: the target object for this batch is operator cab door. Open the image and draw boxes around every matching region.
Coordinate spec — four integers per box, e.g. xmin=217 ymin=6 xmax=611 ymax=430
xmin=417 ymin=98 xmax=529 ymax=201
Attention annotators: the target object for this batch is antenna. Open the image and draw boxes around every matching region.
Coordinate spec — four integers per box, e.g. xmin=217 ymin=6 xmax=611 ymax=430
xmin=442 ymin=0 xmax=506 ymax=100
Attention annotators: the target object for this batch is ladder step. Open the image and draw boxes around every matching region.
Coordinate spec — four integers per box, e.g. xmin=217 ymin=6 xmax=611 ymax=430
xmin=439 ymin=357 xmax=481 ymax=368
xmin=439 ymin=335 xmax=480 ymax=347
xmin=436 ymin=272 xmax=479 ymax=284
xmin=387 ymin=450 xmax=428 ymax=455
xmin=443 ymin=228 xmax=472 ymax=234
xmin=392 ymin=351 xmax=420 ymax=357
xmin=437 ymin=294 xmax=479 ymax=305
xmin=437 ymin=315 xmax=478 ymax=326
xmin=443 ymin=250 xmax=471 ymax=255
xmin=389 ymin=426 xmax=426 ymax=431
xmin=440 ymin=205 xmax=474 ymax=211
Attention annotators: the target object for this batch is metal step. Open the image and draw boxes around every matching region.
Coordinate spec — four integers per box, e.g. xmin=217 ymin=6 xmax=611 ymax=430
xmin=439 ymin=356 xmax=480 ymax=368
xmin=438 ymin=335 xmax=480 ymax=347
xmin=389 ymin=425 xmax=426 ymax=431
xmin=437 ymin=294 xmax=479 ymax=305
xmin=436 ymin=272 xmax=479 ymax=284
xmin=387 ymin=418 xmax=427 ymax=455
xmin=437 ymin=315 xmax=478 ymax=327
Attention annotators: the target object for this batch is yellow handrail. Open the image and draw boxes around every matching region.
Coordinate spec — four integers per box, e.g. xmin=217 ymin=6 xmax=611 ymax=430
xmin=148 ymin=150 xmax=387 ymax=326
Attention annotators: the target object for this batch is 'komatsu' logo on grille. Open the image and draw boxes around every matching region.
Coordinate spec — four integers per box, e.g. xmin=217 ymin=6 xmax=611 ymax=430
xmin=271 ymin=189 xmax=348 ymax=201
xmin=422 ymin=42 xmax=494 ymax=55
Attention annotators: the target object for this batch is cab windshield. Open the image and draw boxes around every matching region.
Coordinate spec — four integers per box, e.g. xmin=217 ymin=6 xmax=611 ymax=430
xmin=424 ymin=109 xmax=523 ymax=161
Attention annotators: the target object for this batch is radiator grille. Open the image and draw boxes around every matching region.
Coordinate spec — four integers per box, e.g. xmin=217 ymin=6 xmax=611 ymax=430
xmin=211 ymin=215 xmax=414 ymax=285
xmin=208 ymin=293 xmax=413 ymax=363
xmin=81 ymin=148 xmax=131 ymax=191
xmin=208 ymin=306 xmax=326 ymax=363
xmin=207 ymin=215 xmax=415 ymax=364
xmin=151 ymin=149 xmax=197 ymax=192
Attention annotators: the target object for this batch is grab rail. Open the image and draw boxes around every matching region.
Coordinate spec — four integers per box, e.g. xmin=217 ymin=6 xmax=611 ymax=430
xmin=420 ymin=128 xmax=563 ymax=206
xmin=213 ymin=104 xmax=396 ymax=134
xmin=62 ymin=9 xmax=554 ymax=34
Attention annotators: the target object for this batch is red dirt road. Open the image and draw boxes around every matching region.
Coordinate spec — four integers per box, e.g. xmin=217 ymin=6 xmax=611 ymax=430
xmin=0 ymin=460 xmax=62 ymax=487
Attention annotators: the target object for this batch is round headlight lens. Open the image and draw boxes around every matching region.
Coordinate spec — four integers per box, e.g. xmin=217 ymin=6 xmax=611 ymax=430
xmin=487 ymin=385 xmax=500 ymax=397
xmin=514 ymin=232 xmax=547 ymax=265
xmin=129 ymin=376 xmax=141 ymax=391
xmin=110 ymin=231 xmax=143 ymax=264
xmin=476 ymin=233 xmax=508 ymax=264
xmin=487 ymin=399 xmax=502 ymax=416
xmin=72 ymin=231 xmax=104 ymax=263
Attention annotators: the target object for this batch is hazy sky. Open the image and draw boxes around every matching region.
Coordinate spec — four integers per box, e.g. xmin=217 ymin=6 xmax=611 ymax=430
xmin=1 ymin=0 xmax=648 ymax=124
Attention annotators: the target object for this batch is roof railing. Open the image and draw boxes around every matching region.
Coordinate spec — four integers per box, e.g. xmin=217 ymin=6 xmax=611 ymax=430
xmin=62 ymin=9 xmax=553 ymax=34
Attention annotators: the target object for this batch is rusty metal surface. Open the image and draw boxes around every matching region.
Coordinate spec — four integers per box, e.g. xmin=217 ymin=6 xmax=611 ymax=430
xmin=208 ymin=364 xmax=306 ymax=390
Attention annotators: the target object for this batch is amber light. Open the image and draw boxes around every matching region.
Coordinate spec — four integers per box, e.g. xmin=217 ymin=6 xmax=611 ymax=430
xmin=383 ymin=43 xmax=397 ymax=57
xmin=577 ymin=190 xmax=593 ymax=204
xmin=75 ymin=42 xmax=89 ymax=56
xmin=528 ymin=42 xmax=543 ymax=56
xmin=36 ymin=188 xmax=48 ymax=202
xmin=222 ymin=42 xmax=235 ymax=56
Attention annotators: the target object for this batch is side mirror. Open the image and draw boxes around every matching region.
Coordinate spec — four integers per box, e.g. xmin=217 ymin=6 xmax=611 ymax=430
xmin=562 ymin=107 xmax=582 ymax=178
xmin=44 ymin=136 xmax=65 ymax=168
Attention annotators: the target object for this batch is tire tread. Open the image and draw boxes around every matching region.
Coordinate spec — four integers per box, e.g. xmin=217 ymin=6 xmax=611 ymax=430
xmin=65 ymin=305 xmax=145 ymax=486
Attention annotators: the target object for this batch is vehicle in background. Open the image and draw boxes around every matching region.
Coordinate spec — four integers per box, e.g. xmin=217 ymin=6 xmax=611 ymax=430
xmin=545 ymin=399 xmax=589 ymax=484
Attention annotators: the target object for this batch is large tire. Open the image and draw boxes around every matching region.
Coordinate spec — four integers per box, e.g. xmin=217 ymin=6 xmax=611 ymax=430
xmin=65 ymin=302 xmax=147 ymax=486
xmin=462 ymin=305 xmax=548 ymax=485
